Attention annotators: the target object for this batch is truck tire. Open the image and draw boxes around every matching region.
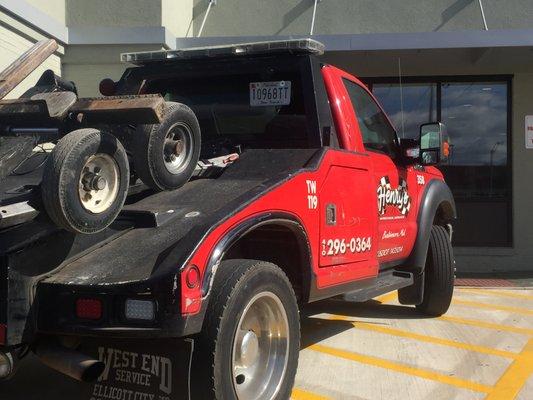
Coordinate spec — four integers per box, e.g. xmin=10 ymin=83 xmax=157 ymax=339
xmin=192 ymin=259 xmax=300 ymax=400
xmin=416 ymin=225 xmax=454 ymax=316
xmin=42 ymin=128 xmax=129 ymax=234
xmin=132 ymin=102 xmax=201 ymax=191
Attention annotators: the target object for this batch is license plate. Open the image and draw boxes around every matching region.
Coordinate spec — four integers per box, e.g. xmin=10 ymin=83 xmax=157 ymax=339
xmin=250 ymin=81 xmax=291 ymax=106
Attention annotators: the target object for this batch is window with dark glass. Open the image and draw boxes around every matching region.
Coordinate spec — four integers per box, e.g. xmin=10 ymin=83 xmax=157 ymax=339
xmin=370 ymin=78 xmax=512 ymax=247
xmin=373 ymin=83 xmax=437 ymax=140
xmin=343 ymin=79 xmax=399 ymax=158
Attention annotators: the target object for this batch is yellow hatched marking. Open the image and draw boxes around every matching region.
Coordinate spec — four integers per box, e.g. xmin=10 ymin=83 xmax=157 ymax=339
xmin=484 ymin=338 xmax=533 ymax=400
xmin=458 ymin=288 xmax=533 ymax=301
xmin=453 ymin=299 xmax=533 ymax=317
xmin=439 ymin=315 xmax=533 ymax=336
xmin=291 ymin=388 xmax=331 ymax=400
xmin=309 ymin=343 xmax=492 ymax=393
xmin=376 ymin=290 xmax=533 ymax=335
xmin=328 ymin=315 xmax=518 ymax=359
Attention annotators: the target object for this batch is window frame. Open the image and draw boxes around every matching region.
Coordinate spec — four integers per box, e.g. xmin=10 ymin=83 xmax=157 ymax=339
xmin=366 ymin=75 xmax=514 ymax=247
xmin=342 ymin=78 xmax=402 ymax=159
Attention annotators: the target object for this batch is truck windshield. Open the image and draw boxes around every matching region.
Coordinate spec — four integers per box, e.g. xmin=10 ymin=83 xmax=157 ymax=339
xmin=143 ymin=66 xmax=311 ymax=155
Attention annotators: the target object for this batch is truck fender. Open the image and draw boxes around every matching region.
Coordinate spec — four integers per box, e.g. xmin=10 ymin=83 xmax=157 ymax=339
xmin=405 ymin=179 xmax=456 ymax=274
xmin=201 ymin=212 xmax=313 ymax=302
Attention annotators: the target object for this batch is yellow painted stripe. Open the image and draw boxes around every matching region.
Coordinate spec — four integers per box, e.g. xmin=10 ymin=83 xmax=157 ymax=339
xmin=458 ymin=288 xmax=533 ymax=301
xmin=291 ymin=388 xmax=330 ymax=400
xmin=309 ymin=343 xmax=492 ymax=393
xmin=374 ymin=291 xmax=398 ymax=304
xmin=484 ymin=338 xmax=533 ymax=400
xmin=453 ymin=298 xmax=533 ymax=317
xmin=439 ymin=315 xmax=533 ymax=336
xmin=377 ymin=290 xmax=533 ymax=335
xmin=328 ymin=315 xmax=518 ymax=359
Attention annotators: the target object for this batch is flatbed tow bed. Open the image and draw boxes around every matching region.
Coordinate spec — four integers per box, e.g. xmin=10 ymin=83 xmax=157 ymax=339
xmin=1 ymin=39 xmax=456 ymax=400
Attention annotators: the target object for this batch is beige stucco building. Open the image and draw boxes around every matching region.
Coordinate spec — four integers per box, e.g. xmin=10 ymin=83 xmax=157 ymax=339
xmin=1 ymin=0 xmax=532 ymax=274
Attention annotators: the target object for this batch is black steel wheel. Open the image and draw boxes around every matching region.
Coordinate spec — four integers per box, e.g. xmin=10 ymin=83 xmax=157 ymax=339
xmin=132 ymin=102 xmax=201 ymax=191
xmin=41 ymin=128 xmax=129 ymax=234
xmin=192 ymin=259 xmax=300 ymax=400
xmin=416 ymin=225 xmax=455 ymax=316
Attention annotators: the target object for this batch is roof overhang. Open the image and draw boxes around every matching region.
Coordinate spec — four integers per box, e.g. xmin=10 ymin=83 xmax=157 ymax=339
xmin=176 ymin=29 xmax=533 ymax=52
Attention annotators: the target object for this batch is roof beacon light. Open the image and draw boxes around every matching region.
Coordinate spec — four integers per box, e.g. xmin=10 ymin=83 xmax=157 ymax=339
xmin=121 ymin=39 xmax=325 ymax=65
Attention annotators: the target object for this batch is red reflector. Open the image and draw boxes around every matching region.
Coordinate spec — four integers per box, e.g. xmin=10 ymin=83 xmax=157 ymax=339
xmin=185 ymin=265 xmax=200 ymax=289
xmin=76 ymin=298 xmax=102 ymax=320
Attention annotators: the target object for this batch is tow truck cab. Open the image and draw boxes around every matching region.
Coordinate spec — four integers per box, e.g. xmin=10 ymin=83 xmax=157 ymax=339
xmin=0 ymin=39 xmax=455 ymax=399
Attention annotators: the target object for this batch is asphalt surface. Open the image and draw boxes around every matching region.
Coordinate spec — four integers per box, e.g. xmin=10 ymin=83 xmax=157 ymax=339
xmin=1 ymin=287 xmax=532 ymax=400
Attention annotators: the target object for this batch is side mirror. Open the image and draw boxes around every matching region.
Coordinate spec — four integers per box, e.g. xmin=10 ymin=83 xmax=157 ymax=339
xmin=419 ymin=122 xmax=450 ymax=165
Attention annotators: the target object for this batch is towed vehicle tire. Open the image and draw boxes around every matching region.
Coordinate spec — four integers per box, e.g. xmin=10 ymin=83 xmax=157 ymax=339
xmin=42 ymin=128 xmax=129 ymax=234
xmin=192 ymin=259 xmax=300 ymax=400
xmin=416 ymin=225 xmax=455 ymax=316
xmin=132 ymin=102 xmax=201 ymax=191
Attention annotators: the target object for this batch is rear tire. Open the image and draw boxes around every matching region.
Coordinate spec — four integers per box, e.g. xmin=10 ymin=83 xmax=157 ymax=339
xmin=132 ymin=102 xmax=200 ymax=191
xmin=416 ymin=225 xmax=455 ymax=316
xmin=192 ymin=259 xmax=300 ymax=400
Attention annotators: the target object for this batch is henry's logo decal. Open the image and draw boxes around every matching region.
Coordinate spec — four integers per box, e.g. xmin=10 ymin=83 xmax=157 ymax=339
xmin=377 ymin=176 xmax=411 ymax=216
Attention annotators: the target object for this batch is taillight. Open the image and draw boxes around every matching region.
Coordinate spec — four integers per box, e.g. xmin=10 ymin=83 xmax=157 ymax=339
xmin=76 ymin=298 xmax=102 ymax=320
xmin=181 ymin=265 xmax=202 ymax=315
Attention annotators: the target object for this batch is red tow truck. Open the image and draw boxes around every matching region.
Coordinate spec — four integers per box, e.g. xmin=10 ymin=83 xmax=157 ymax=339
xmin=0 ymin=39 xmax=455 ymax=400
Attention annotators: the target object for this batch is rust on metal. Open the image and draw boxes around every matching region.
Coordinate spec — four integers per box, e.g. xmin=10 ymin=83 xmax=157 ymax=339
xmin=0 ymin=39 xmax=58 ymax=100
xmin=0 ymin=98 xmax=50 ymax=122
xmin=70 ymin=94 xmax=166 ymax=124
xmin=0 ymin=92 xmax=76 ymax=122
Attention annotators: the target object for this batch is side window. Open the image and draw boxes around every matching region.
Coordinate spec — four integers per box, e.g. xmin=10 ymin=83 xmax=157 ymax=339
xmin=343 ymin=78 xmax=399 ymax=158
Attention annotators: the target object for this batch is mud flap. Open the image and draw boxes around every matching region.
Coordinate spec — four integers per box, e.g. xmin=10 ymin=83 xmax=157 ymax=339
xmin=398 ymin=271 xmax=425 ymax=305
xmin=77 ymin=337 xmax=194 ymax=400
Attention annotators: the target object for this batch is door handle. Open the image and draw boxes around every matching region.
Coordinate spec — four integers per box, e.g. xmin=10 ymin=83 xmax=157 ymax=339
xmin=326 ymin=204 xmax=336 ymax=225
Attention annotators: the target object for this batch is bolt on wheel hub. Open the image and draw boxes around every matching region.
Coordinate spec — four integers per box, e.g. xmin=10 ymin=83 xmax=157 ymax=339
xmin=239 ymin=330 xmax=259 ymax=367
xmin=163 ymin=122 xmax=194 ymax=174
xmin=78 ymin=154 xmax=119 ymax=214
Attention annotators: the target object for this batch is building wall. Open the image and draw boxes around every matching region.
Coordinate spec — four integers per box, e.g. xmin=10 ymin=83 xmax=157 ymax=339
xmin=62 ymin=0 xmax=194 ymax=96
xmin=162 ymin=0 xmax=194 ymax=37
xmin=192 ymin=0 xmax=533 ymax=36
xmin=62 ymin=45 xmax=160 ymax=97
xmin=0 ymin=8 xmax=62 ymax=99
xmin=65 ymin=0 xmax=193 ymax=36
xmin=65 ymin=0 xmax=162 ymax=27
xmin=26 ymin=0 xmax=65 ymax=24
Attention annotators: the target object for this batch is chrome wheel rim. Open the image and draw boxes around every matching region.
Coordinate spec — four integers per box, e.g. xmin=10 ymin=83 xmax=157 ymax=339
xmin=231 ymin=291 xmax=289 ymax=400
xmin=78 ymin=153 xmax=119 ymax=214
xmin=163 ymin=122 xmax=193 ymax=174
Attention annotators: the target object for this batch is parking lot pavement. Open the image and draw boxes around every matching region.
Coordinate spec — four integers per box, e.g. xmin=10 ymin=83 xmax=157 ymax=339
xmin=1 ymin=288 xmax=532 ymax=400
xmin=291 ymin=288 xmax=533 ymax=400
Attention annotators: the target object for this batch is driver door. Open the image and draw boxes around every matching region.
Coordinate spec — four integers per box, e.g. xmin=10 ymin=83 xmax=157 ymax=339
xmin=342 ymin=79 xmax=417 ymax=265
